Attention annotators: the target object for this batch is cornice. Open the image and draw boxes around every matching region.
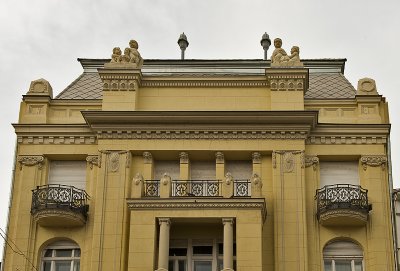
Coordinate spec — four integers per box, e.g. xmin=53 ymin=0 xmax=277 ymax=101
xmin=13 ymin=124 xmax=97 ymax=145
xmin=127 ymin=198 xmax=267 ymax=222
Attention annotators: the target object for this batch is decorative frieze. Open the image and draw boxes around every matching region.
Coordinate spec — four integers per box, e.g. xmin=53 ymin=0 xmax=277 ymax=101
xmin=18 ymin=155 xmax=44 ymax=170
xmin=305 ymin=155 xmax=319 ymax=170
xmin=86 ymin=155 xmax=101 ymax=169
xmin=141 ymin=80 xmax=268 ymax=88
xmin=360 ymin=155 xmax=387 ymax=170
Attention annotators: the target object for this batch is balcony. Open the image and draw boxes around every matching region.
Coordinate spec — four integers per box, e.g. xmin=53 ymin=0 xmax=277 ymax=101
xmin=31 ymin=184 xmax=89 ymax=227
xmin=316 ymin=184 xmax=371 ymax=226
xmin=142 ymin=179 xmax=251 ymax=198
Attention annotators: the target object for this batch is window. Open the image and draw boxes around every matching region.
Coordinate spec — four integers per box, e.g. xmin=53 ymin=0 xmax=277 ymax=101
xmin=320 ymin=161 xmax=359 ymax=187
xmin=41 ymin=240 xmax=80 ymax=271
xmin=323 ymin=241 xmax=363 ymax=271
xmin=49 ymin=161 xmax=86 ymax=190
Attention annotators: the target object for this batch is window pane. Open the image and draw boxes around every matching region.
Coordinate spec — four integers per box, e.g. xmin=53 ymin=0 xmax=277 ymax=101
xmin=334 ymin=260 xmax=352 ymax=271
xmin=169 ymin=247 xmax=187 ymax=256
xmin=193 ymin=261 xmax=212 ymax=271
xmin=323 ymin=260 xmax=332 ymax=271
xmin=178 ymin=260 xmax=186 ymax=271
xmin=192 ymin=246 xmax=213 ymax=255
xmin=56 ymin=249 xmax=72 ymax=257
xmin=73 ymin=261 xmax=80 ymax=271
xmin=44 ymin=249 xmax=53 ymax=257
xmin=74 ymin=249 xmax=81 ymax=257
xmin=55 ymin=261 xmax=72 ymax=271
xmin=354 ymin=260 xmax=363 ymax=271
xmin=43 ymin=261 xmax=52 ymax=271
xmin=169 ymin=260 xmax=174 ymax=271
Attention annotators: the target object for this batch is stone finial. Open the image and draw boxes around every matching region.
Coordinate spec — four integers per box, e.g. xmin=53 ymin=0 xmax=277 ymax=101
xmin=271 ymin=38 xmax=303 ymax=67
xmin=27 ymin=79 xmax=53 ymax=98
xmin=224 ymin=172 xmax=233 ymax=185
xmin=160 ymin=173 xmax=171 ymax=185
xmin=106 ymin=39 xmax=143 ymax=68
xmin=357 ymin=78 xmax=378 ymax=95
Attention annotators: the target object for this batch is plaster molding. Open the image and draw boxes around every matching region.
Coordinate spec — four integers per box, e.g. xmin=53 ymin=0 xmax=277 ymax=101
xmin=305 ymin=155 xmax=319 ymax=170
xmin=272 ymin=150 xmax=303 ymax=169
xmin=86 ymin=155 xmax=101 ymax=169
xmin=127 ymin=198 xmax=267 ymax=222
xmin=143 ymin=151 xmax=153 ymax=164
xmin=133 ymin=173 xmax=144 ymax=185
xmin=360 ymin=155 xmax=387 ymax=171
xmin=252 ymin=152 xmax=261 ymax=164
xmin=215 ymin=151 xmax=225 ymax=164
xmin=18 ymin=155 xmax=44 ymax=170
xmin=179 ymin=152 xmax=189 ymax=164
xmin=32 ymin=209 xmax=86 ymax=227
xmin=307 ymin=136 xmax=387 ymax=145
xmin=17 ymin=135 xmax=97 ymax=145
xmin=141 ymin=80 xmax=268 ymax=88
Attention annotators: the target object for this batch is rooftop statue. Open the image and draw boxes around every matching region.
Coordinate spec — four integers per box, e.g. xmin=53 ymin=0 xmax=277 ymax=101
xmin=271 ymin=38 xmax=303 ymax=67
xmin=107 ymin=39 xmax=143 ymax=68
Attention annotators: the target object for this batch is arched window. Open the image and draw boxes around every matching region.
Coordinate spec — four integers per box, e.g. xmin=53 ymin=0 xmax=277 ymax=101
xmin=41 ymin=240 xmax=80 ymax=271
xmin=323 ymin=241 xmax=363 ymax=271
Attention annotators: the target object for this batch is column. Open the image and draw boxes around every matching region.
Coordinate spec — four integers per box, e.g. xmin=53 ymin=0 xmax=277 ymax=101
xmin=222 ymin=218 xmax=235 ymax=271
xmin=157 ymin=218 xmax=171 ymax=271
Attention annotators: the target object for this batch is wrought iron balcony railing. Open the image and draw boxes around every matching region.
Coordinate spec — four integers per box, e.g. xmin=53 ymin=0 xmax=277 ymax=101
xmin=144 ymin=180 xmax=160 ymax=197
xmin=315 ymin=184 xmax=370 ymax=220
xmin=172 ymin=180 xmax=222 ymax=197
xmin=233 ymin=179 xmax=251 ymax=197
xmin=31 ymin=184 xmax=89 ymax=219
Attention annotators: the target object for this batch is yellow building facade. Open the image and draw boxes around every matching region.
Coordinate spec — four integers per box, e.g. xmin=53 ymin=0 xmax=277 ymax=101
xmin=2 ymin=39 xmax=395 ymax=271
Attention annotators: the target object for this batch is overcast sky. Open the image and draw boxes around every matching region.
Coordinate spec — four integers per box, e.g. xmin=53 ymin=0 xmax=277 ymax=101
xmin=1 ymin=0 xmax=399 ymax=261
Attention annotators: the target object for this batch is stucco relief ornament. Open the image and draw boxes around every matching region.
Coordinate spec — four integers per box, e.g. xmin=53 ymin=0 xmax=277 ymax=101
xmin=18 ymin=155 xmax=44 ymax=170
xmin=225 ymin=172 xmax=233 ymax=185
xmin=143 ymin=152 xmax=153 ymax=164
xmin=252 ymin=152 xmax=261 ymax=164
xmin=270 ymin=38 xmax=303 ymax=67
xmin=283 ymin=152 xmax=295 ymax=173
xmin=133 ymin=173 xmax=144 ymax=185
xmin=215 ymin=151 xmax=225 ymax=164
xmin=179 ymin=152 xmax=189 ymax=164
xmin=160 ymin=173 xmax=171 ymax=186
xmin=86 ymin=155 xmax=101 ymax=169
xmin=251 ymin=173 xmax=262 ymax=188
xmin=109 ymin=152 xmax=120 ymax=172
xmin=305 ymin=155 xmax=319 ymax=170
xmin=360 ymin=156 xmax=387 ymax=170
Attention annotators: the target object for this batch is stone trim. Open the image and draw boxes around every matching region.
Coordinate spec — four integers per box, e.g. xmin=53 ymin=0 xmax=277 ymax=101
xmin=215 ymin=152 xmax=224 ymax=164
xmin=17 ymin=136 xmax=97 ymax=145
xmin=18 ymin=155 xmax=44 ymax=170
xmin=272 ymin=150 xmax=303 ymax=169
xmin=179 ymin=152 xmax=189 ymax=164
xmin=86 ymin=155 xmax=101 ymax=169
xmin=305 ymin=155 xmax=319 ymax=170
xmin=252 ymin=152 xmax=261 ymax=164
xmin=360 ymin=155 xmax=387 ymax=170
xmin=127 ymin=198 xmax=267 ymax=222
xmin=143 ymin=152 xmax=153 ymax=164
xmin=141 ymin=80 xmax=268 ymax=88
xmin=307 ymin=136 xmax=387 ymax=145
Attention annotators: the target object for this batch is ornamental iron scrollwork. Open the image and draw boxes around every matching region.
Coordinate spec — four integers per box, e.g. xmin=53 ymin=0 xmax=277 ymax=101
xmin=143 ymin=180 xmax=160 ymax=197
xmin=315 ymin=184 xmax=370 ymax=221
xmin=234 ymin=180 xmax=251 ymax=197
xmin=172 ymin=180 xmax=221 ymax=197
xmin=31 ymin=184 xmax=89 ymax=219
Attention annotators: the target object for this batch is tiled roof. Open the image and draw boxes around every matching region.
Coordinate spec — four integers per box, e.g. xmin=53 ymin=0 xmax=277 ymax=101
xmin=305 ymin=73 xmax=356 ymax=99
xmin=56 ymin=71 xmax=356 ymax=100
xmin=56 ymin=73 xmax=103 ymax=99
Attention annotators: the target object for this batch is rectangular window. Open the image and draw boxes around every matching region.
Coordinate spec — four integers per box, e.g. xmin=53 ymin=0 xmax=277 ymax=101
xmin=320 ymin=161 xmax=359 ymax=187
xmin=48 ymin=161 xmax=86 ymax=190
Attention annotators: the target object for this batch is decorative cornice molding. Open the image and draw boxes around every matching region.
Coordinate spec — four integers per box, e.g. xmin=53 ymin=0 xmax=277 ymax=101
xmin=127 ymin=198 xmax=267 ymax=222
xmin=141 ymin=80 xmax=268 ymax=88
xmin=17 ymin=135 xmax=97 ymax=145
xmin=360 ymin=155 xmax=387 ymax=170
xmin=97 ymin=130 xmax=308 ymax=140
xmin=86 ymin=155 xmax=101 ymax=169
xmin=18 ymin=155 xmax=44 ymax=170
xmin=307 ymin=136 xmax=387 ymax=145
xmin=305 ymin=155 xmax=319 ymax=170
